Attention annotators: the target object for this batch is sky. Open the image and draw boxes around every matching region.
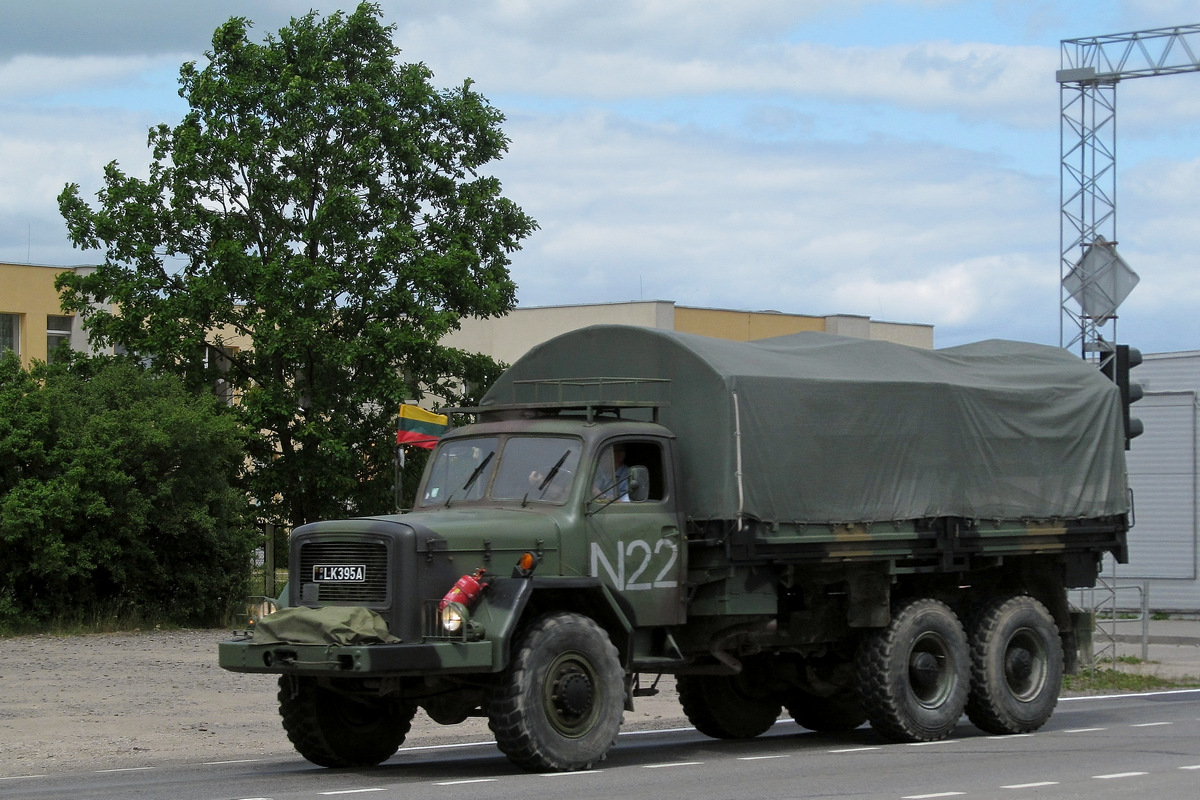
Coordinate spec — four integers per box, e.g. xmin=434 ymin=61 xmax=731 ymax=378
xmin=1 ymin=1 xmax=1198 ymax=351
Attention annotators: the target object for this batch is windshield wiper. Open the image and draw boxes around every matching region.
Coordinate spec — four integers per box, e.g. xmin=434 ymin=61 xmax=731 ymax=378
xmin=445 ymin=450 xmax=494 ymax=507
xmin=522 ymin=449 xmax=572 ymax=507
xmin=537 ymin=450 xmax=572 ymax=493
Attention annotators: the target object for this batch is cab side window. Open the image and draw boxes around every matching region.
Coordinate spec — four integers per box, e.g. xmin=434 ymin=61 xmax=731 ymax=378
xmin=596 ymin=440 xmax=666 ymax=502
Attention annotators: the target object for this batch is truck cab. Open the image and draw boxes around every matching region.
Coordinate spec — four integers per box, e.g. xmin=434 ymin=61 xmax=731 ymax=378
xmin=221 ymin=395 xmax=688 ymax=772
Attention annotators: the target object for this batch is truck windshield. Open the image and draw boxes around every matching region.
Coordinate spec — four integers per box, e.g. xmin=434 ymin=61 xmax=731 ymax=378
xmin=421 ymin=438 xmax=499 ymax=505
xmin=420 ymin=436 xmax=582 ymax=506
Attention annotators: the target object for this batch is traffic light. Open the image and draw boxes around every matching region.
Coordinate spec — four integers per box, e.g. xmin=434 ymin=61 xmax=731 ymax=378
xmin=1100 ymin=344 xmax=1143 ymax=449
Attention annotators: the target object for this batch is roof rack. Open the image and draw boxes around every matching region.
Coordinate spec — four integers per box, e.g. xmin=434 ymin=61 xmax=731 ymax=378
xmin=446 ymin=377 xmax=671 ymax=423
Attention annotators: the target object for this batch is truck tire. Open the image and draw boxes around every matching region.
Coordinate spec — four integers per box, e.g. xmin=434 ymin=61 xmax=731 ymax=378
xmin=677 ymin=663 xmax=782 ymax=739
xmin=965 ymin=595 xmax=1063 ymax=735
xmin=856 ymin=598 xmax=969 ymax=743
xmin=487 ymin=611 xmax=625 ymax=772
xmin=277 ymin=676 xmax=417 ymax=768
xmin=785 ymin=687 xmax=867 ymax=732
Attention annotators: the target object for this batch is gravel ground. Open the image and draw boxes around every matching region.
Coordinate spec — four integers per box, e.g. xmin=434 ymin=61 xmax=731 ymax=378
xmin=0 ymin=628 xmax=686 ymax=778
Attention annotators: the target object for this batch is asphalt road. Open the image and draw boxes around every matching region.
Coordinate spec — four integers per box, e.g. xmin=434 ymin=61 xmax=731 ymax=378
xmin=4 ymin=689 xmax=1198 ymax=800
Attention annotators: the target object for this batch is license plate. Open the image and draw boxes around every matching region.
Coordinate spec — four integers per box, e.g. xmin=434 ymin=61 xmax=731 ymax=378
xmin=312 ymin=564 xmax=366 ymax=582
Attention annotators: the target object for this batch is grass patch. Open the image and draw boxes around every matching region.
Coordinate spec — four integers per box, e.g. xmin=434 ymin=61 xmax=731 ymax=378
xmin=1064 ymin=668 xmax=1200 ymax=693
xmin=0 ymin=603 xmax=181 ymax=637
xmin=0 ymin=580 xmax=263 ymax=637
xmin=1109 ymin=654 xmax=1148 ymax=665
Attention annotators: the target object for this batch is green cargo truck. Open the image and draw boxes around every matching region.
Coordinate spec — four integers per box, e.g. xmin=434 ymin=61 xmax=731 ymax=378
xmin=220 ymin=325 xmax=1130 ymax=772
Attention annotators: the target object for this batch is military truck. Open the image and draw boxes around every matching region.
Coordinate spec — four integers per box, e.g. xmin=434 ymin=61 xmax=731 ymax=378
xmin=219 ymin=325 xmax=1130 ymax=772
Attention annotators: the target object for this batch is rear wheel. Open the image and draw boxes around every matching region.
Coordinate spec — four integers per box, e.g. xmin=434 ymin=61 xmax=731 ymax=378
xmin=966 ymin=595 xmax=1063 ymax=735
xmin=857 ymin=598 xmax=969 ymax=743
xmin=278 ymin=676 xmax=417 ymax=768
xmin=488 ymin=612 xmax=625 ymax=771
xmin=678 ymin=660 xmax=782 ymax=739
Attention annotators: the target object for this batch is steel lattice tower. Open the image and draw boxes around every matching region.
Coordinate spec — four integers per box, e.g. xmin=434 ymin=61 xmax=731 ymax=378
xmin=1058 ymin=24 xmax=1200 ymax=354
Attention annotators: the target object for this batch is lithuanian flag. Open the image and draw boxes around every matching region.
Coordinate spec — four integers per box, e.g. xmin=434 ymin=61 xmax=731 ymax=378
xmin=397 ymin=405 xmax=448 ymax=449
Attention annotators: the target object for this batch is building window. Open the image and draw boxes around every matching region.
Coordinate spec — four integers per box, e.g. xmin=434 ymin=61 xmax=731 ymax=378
xmin=1 ymin=313 xmax=19 ymax=356
xmin=47 ymin=315 xmax=73 ymax=361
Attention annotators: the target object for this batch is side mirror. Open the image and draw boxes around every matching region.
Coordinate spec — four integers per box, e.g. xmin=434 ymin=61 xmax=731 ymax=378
xmin=627 ymin=465 xmax=650 ymax=502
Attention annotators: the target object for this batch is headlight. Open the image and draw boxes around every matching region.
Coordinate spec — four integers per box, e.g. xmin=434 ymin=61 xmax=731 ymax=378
xmin=441 ymin=601 xmax=468 ymax=633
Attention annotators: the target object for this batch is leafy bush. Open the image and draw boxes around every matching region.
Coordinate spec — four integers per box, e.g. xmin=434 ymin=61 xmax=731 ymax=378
xmin=0 ymin=352 xmax=257 ymax=629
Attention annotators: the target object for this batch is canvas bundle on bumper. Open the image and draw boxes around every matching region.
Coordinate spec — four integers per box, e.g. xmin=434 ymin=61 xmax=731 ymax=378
xmin=219 ymin=325 xmax=1131 ymax=772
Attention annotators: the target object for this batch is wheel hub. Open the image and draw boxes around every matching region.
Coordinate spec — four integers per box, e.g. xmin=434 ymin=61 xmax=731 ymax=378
xmin=1005 ymin=647 xmax=1034 ymax=686
xmin=553 ymin=670 xmax=594 ymax=718
xmin=1002 ymin=628 xmax=1047 ymax=700
xmin=909 ymin=651 xmax=941 ymax=695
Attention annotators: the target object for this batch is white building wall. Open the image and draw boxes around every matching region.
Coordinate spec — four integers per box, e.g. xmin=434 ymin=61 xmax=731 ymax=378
xmin=1120 ymin=351 xmax=1200 ymax=611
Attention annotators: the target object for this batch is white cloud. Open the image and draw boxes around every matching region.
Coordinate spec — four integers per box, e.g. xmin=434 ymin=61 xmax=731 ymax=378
xmin=492 ymin=109 xmax=1062 ymax=345
xmin=1 ymin=0 xmax=1196 ymax=353
xmin=0 ymin=0 xmax=289 ymax=59
xmin=0 ymin=55 xmax=175 ymax=100
xmin=417 ymin=4 xmax=1065 ymax=132
xmin=0 ymin=107 xmax=158 ymax=264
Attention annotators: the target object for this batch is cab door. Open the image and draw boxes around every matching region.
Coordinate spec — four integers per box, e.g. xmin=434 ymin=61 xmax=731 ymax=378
xmin=585 ymin=438 xmax=686 ymax=626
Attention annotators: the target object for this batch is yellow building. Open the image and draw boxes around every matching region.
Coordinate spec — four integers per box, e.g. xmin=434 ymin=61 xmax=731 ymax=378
xmin=442 ymin=300 xmax=933 ymax=367
xmin=1 ymin=261 xmax=254 ymax=372
xmin=4 ymin=261 xmax=934 ymax=374
xmin=0 ymin=262 xmax=106 ymax=366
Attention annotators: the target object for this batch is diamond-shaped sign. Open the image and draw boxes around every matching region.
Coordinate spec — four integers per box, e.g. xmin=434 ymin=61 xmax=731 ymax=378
xmin=1063 ymin=239 xmax=1139 ymax=323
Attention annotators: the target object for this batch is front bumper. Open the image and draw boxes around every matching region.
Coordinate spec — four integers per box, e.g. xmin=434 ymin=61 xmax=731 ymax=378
xmin=218 ymin=638 xmax=494 ymax=676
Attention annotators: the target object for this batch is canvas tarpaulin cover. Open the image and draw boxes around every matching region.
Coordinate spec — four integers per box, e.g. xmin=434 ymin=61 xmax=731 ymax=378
xmin=252 ymin=606 xmax=400 ymax=645
xmin=480 ymin=325 xmax=1129 ymax=524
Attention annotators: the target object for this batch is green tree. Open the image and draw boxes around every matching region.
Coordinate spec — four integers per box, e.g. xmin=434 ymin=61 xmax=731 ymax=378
xmin=56 ymin=3 xmax=536 ymax=527
xmin=0 ymin=352 xmax=257 ymax=628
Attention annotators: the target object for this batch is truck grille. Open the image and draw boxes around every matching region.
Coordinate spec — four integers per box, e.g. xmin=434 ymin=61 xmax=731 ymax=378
xmin=298 ymin=540 xmax=389 ymax=604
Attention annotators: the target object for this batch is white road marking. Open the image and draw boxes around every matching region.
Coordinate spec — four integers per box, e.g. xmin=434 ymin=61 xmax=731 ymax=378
xmin=738 ymin=755 xmax=790 ymax=761
xmin=619 ymin=726 xmax=696 ymax=737
xmin=907 ymin=740 xmax=958 ymax=747
xmin=320 ymin=789 xmax=386 ymax=796
xmin=1131 ymin=722 xmax=1172 ymax=728
xmin=1180 ymin=765 xmax=1200 ymax=770
xmin=0 ymin=775 xmax=48 ymax=781
xmin=830 ymin=746 xmax=882 ymax=753
xmin=1061 ymin=688 xmax=1200 ymax=702
xmin=987 ymin=734 xmax=1033 ymax=740
xmin=1063 ymin=727 xmax=1106 ymax=733
xmin=902 ymin=792 xmax=965 ymax=799
xmin=1093 ymin=772 xmax=1148 ymax=780
xmin=643 ymin=761 xmax=702 ymax=768
xmin=204 ymin=759 xmax=263 ymax=765
xmin=434 ymin=779 xmax=498 ymax=785
xmin=95 ymin=767 xmax=155 ymax=773
xmin=1002 ymin=782 xmax=1059 ymax=789
xmin=398 ymin=740 xmax=496 ymax=752
xmin=539 ymin=770 xmax=606 ymax=777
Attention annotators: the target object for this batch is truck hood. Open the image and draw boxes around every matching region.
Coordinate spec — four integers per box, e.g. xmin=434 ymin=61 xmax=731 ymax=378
xmin=393 ymin=506 xmax=563 ymax=559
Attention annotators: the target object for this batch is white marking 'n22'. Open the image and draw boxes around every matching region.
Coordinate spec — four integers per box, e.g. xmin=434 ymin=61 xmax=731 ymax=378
xmin=590 ymin=539 xmax=678 ymax=591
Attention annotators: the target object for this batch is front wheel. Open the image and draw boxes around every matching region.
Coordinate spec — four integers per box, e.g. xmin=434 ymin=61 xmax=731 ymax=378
xmin=488 ymin=612 xmax=625 ymax=771
xmin=965 ymin=596 xmax=1063 ymax=735
xmin=857 ymin=598 xmax=970 ymax=743
xmin=278 ymin=676 xmax=417 ymax=768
